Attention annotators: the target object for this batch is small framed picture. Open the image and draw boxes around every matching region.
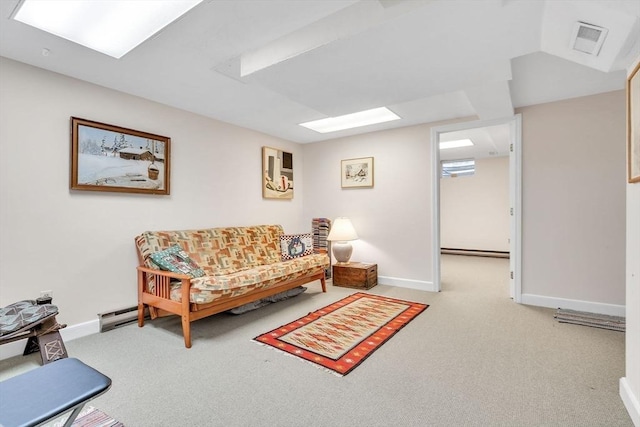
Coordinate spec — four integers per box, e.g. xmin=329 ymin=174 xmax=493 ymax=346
xmin=341 ymin=157 xmax=374 ymax=188
xmin=70 ymin=117 xmax=170 ymax=194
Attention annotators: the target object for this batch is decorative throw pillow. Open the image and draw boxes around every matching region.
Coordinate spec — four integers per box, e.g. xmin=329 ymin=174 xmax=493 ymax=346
xmin=149 ymin=245 xmax=205 ymax=278
xmin=0 ymin=300 xmax=58 ymax=337
xmin=280 ymin=233 xmax=314 ymax=260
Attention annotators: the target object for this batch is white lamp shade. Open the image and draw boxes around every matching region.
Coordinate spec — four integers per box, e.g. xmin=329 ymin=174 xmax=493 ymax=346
xmin=327 ymin=217 xmax=358 ymax=242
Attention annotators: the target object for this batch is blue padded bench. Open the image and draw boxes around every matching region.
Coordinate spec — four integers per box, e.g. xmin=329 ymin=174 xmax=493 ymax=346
xmin=0 ymin=358 xmax=112 ymax=427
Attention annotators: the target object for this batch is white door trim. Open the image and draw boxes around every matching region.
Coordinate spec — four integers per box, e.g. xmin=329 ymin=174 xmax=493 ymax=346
xmin=430 ymin=114 xmax=522 ymax=302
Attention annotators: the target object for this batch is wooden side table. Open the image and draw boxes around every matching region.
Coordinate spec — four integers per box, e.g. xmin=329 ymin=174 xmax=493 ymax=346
xmin=333 ymin=262 xmax=377 ymax=289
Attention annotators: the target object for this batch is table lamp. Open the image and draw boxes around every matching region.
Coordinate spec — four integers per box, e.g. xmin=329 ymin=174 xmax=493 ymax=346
xmin=326 ymin=217 xmax=358 ymax=264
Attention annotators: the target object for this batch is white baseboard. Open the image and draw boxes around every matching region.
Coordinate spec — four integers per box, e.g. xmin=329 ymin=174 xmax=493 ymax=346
xmin=520 ymin=293 xmax=625 ymax=317
xmin=620 ymin=377 xmax=640 ymax=426
xmin=0 ymin=318 xmax=99 ymax=361
xmin=379 ymin=275 xmax=436 ymax=292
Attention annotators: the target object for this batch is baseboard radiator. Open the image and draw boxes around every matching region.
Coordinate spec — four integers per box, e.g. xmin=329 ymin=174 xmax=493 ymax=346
xmin=441 ymin=248 xmax=510 ymax=259
xmin=99 ymin=306 xmax=149 ymax=332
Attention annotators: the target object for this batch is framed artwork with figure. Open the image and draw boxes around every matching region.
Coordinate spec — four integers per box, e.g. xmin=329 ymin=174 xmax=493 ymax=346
xmin=262 ymin=146 xmax=293 ymax=199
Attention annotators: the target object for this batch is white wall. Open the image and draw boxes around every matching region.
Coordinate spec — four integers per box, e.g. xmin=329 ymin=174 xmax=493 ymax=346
xmin=302 ymin=124 xmax=439 ymax=290
xmin=0 ymin=57 xmax=308 ymax=328
xmin=440 ymin=156 xmax=509 ymax=252
xmin=623 ymin=180 xmax=640 ymax=426
xmin=518 ymin=91 xmax=627 ymax=310
xmin=621 ymin=56 xmax=640 ymax=427
xmin=303 ymin=91 xmax=627 ymax=309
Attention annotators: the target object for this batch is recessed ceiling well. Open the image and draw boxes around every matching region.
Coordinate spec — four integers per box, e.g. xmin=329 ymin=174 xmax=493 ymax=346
xmin=0 ymin=0 xmax=637 ymax=143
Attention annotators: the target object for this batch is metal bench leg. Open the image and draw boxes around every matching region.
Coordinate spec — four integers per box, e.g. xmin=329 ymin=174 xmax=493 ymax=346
xmin=62 ymin=403 xmax=86 ymax=427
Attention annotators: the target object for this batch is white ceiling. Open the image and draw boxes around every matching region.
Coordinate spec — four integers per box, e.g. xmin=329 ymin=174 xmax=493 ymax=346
xmin=440 ymin=123 xmax=512 ymax=161
xmin=1 ymin=0 xmax=638 ymax=150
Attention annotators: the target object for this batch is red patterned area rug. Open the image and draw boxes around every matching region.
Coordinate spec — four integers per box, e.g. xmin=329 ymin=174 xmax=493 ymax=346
xmin=253 ymin=292 xmax=428 ymax=376
xmin=42 ymin=406 xmax=124 ymax=427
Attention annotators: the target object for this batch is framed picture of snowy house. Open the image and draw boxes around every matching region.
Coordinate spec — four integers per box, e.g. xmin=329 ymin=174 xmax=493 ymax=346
xmin=70 ymin=117 xmax=170 ymax=195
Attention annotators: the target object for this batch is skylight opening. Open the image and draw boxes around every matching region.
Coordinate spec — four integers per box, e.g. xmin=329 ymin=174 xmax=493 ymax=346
xmin=441 ymin=159 xmax=475 ymax=178
xmin=299 ymin=107 xmax=401 ymax=133
xmin=439 ymin=139 xmax=474 ymax=150
xmin=11 ymin=0 xmax=202 ymax=59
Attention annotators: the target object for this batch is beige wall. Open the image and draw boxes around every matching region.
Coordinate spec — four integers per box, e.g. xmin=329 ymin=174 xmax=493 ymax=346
xmin=440 ymin=156 xmax=510 ymax=252
xmin=518 ymin=91 xmax=627 ymax=309
xmin=0 ymin=58 xmax=307 ymax=328
xmin=0 ymin=57 xmax=630 ymax=374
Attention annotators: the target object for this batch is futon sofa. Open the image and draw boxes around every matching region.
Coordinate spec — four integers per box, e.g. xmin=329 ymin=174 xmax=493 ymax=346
xmin=134 ymin=224 xmax=329 ymax=348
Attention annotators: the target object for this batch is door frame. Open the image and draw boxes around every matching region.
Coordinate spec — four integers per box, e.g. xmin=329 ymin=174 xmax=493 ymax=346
xmin=430 ymin=114 xmax=522 ymax=301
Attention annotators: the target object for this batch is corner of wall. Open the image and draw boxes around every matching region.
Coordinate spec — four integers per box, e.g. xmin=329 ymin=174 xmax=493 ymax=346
xmin=620 ymin=377 xmax=640 ymax=427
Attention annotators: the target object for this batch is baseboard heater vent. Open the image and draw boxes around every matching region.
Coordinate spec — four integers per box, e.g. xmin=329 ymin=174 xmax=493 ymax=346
xmin=99 ymin=306 xmax=149 ymax=332
xmin=441 ymin=248 xmax=510 ymax=258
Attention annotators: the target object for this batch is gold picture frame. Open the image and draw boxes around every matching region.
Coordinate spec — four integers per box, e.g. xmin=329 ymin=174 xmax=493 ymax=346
xmin=341 ymin=157 xmax=374 ymax=188
xmin=262 ymin=146 xmax=293 ymax=199
xmin=628 ymin=61 xmax=640 ymax=183
xmin=71 ymin=117 xmax=170 ymax=195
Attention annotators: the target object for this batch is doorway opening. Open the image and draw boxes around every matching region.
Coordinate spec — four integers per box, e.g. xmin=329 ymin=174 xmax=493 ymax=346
xmin=431 ymin=115 xmax=522 ymax=301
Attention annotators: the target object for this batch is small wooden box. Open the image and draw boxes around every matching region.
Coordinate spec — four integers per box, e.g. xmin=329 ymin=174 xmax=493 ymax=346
xmin=333 ymin=262 xmax=377 ymax=289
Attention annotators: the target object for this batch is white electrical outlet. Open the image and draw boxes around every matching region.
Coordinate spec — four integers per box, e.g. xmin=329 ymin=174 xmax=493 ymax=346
xmin=40 ymin=290 xmax=53 ymax=299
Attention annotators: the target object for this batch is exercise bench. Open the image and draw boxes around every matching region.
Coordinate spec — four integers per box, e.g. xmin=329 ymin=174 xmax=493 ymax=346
xmin=0 ymin=357 xmax=112 ymax=427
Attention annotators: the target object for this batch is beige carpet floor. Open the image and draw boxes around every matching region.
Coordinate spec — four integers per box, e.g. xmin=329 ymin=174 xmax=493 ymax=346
xmin=0 ymin=255 xmax=632 ymax=426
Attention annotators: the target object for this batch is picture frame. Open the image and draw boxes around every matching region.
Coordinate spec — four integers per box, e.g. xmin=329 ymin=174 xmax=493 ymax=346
xmin=628 ymin=61 xmax=640 ymax=183
xmin=262 ymin=146 xmax=293 ymax=199
xmin=71 ymin=117 xmax=170 ymax=195
xmin=341 ymin=157 xmax=374 ymax=188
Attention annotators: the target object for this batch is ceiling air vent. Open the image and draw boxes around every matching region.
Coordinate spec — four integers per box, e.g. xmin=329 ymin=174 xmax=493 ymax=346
xmin=570 ymin=21 xmax=608 ymax=56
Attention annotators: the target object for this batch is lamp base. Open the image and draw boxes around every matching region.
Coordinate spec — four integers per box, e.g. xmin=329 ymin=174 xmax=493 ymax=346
xmin=332 ymin=241 xmax=353 ymax=264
